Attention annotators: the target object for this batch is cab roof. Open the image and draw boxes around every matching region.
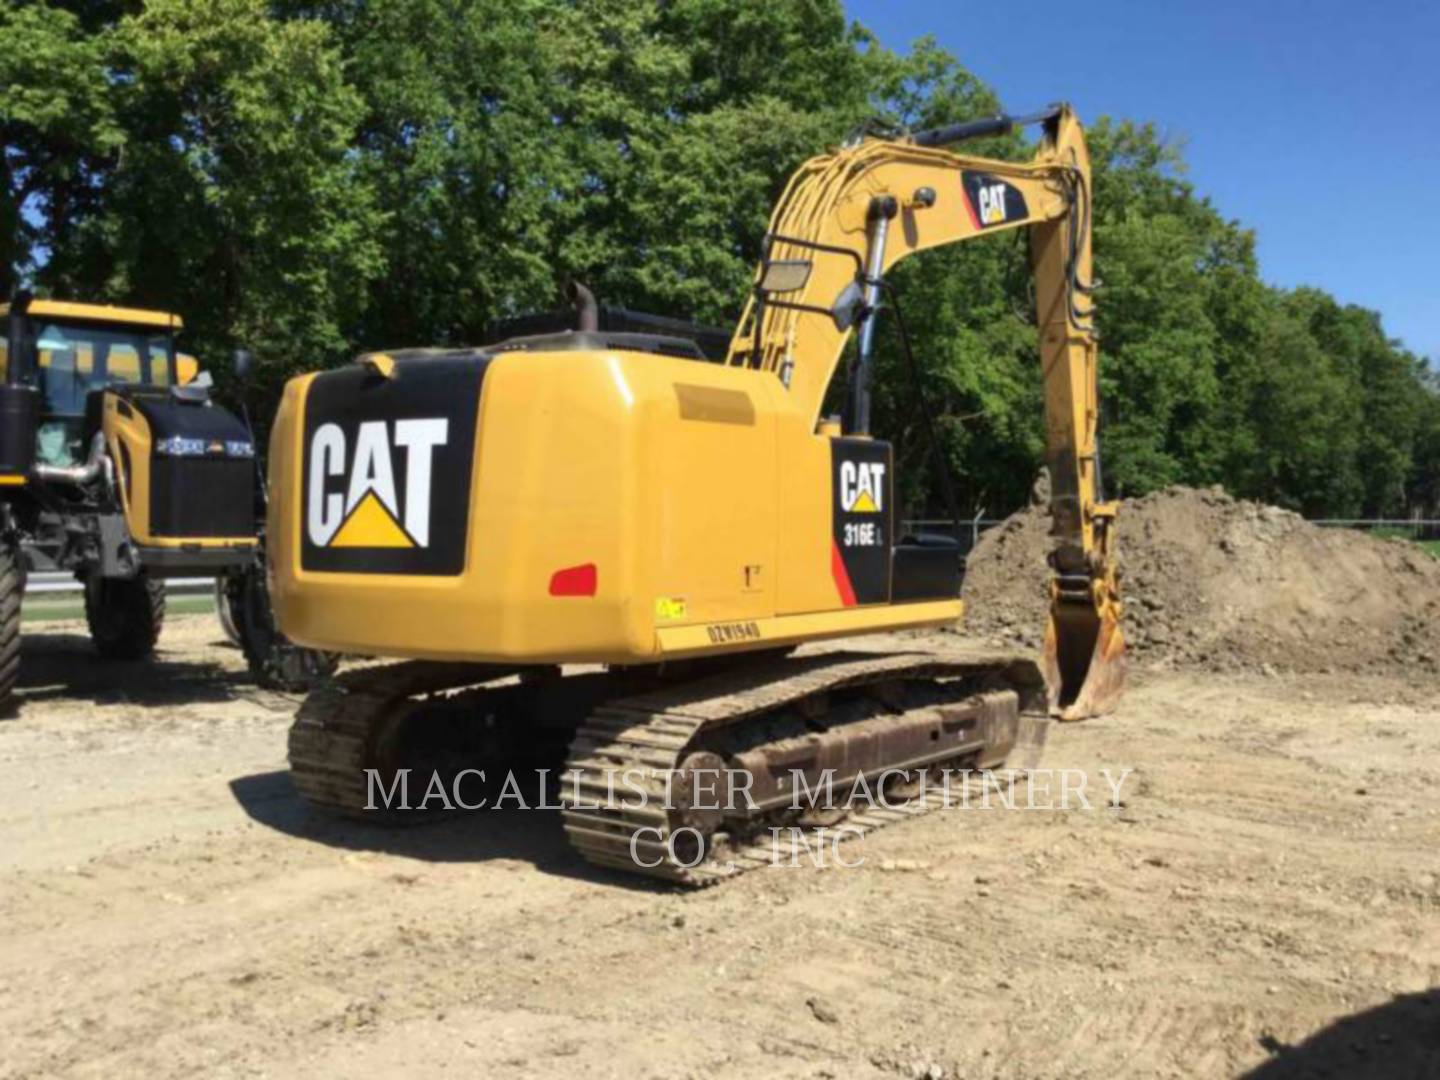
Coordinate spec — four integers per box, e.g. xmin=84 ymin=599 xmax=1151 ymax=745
xmin=0 ymin=299 xmax=182 ymax=330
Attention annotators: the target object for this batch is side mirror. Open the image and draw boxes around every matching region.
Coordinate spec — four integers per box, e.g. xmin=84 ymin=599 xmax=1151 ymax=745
xmin=233 ymin=348 xmax=253 ymax=382
xmin=830 ymin=280 xmax=865 ymax=331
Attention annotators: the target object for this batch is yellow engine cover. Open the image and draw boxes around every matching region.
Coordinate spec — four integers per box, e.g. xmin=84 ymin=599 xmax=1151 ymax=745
xmin=267 ymin=346 xmax=962 ymax=664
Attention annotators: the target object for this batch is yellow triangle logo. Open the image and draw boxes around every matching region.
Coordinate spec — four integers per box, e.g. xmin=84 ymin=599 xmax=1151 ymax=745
xmin=329 ymin=491 xmax=415 ymax=548
xmin=849 ymin=490 xmax=879 ymax=513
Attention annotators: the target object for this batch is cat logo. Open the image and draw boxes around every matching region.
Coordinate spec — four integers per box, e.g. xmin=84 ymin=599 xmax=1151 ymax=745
xmin=963 ymin=172 xmax=1027 ymax=231
xmin=840 ymin=460 xmax=885 ymax=514
xmin=977 ymin=182 xmax=1008 ymax=225
xmin=307 ymin=419 xmax=448 ymax=549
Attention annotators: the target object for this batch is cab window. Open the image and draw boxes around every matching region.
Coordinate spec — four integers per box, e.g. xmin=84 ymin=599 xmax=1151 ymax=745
xmin=33 ymin=322 xmax=176 ymax=417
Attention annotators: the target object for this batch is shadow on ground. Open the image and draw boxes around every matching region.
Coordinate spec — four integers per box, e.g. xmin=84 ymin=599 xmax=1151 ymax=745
xmin=1243 ymin=989 xmax=1440 ymax=1078
xmin=14 ymin=631 xmax=248 ymax=709
xmin=229 ymin=770 xmax=673 ymax=893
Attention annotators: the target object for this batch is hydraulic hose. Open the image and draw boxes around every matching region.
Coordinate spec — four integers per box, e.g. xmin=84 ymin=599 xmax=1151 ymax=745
xmin=873 ymin=280 xmax=965 ymax=547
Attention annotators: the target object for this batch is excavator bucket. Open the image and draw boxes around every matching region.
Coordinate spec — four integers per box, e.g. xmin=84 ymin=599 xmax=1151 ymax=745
xmin=1042 ymin=601 xmax=1127 ymax=721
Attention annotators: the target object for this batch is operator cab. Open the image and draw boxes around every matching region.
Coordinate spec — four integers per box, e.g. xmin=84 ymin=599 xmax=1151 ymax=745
xmin=0 ymin=299 xmax=181 ymax=468
xmin=32 ymin=317 xmax=176 ymax=467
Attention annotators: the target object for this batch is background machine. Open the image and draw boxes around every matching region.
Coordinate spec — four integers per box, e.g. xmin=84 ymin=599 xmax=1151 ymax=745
xmin=0 ymin=295 xmax=334 ymax=710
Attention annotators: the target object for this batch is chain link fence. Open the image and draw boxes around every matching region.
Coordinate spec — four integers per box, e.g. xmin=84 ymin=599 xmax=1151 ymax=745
xmin=900 ymin=514 xmax=1440 ymax=556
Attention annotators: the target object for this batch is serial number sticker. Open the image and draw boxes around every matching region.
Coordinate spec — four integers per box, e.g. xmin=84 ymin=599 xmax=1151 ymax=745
xmin=654 ymin=596 xmax=688 ymax=621
xmin=706 ymin=620 xmax=762 ymax=645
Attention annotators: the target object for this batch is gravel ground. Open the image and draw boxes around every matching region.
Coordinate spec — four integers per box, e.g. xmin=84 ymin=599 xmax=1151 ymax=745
xmin=1 ymin=615 xmax=1437 ymax=1079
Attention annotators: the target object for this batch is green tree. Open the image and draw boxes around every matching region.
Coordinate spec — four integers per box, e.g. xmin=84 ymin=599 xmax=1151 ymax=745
xmin=298 ymin=0 xmax=885 ymax=347
xmin=310 ymin=0 xmax=563 ymax=348
xmin=1083 ymin=120 xmax=1238 ymax=497
xmin=1237 ymin=300 xmax=1364 ymax=515
xmin=1412 ymin=370 xmax=1440 ymax=520
xmin=1286 ymin=289 xmax=1424 ymax=516
xmin=7 ymin=0 xmax=1434 ymax=522
xmin=0 ymin=1 xmax=120 ymax=295
xmin=90 ymin=0 xmax=383 ymax=388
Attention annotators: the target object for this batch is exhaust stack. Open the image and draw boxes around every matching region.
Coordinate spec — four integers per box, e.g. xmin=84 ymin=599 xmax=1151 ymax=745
xmin=567 ymin=282 xmax=599 ymax=332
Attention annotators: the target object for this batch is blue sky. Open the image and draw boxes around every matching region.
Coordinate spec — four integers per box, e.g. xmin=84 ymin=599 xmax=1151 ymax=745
xmin=845 ymin=0 xmax=1440 ymax=362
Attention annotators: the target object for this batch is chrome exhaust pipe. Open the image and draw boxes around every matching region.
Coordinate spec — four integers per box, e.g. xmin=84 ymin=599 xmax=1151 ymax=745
xmin=34 ymin=431 xmax=109 ymax=486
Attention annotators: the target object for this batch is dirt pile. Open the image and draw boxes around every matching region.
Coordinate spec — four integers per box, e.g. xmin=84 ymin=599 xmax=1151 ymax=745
xmin=961 ymin=485 xmax=1440 ymax=674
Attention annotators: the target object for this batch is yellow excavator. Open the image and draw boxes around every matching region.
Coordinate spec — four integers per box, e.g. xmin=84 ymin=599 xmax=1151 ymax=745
xmin=268 ymin=104 xmax=1125 ymax=883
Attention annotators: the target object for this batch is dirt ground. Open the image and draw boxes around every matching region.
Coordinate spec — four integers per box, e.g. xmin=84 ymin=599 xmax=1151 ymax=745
xmin=2 ymin=614 xmax=1438 ymax=1079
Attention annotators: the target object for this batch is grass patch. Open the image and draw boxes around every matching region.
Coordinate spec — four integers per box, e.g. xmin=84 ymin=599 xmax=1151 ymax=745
xmin=22 ymin=593 xmax=216 ymax=624
xmin=1363 ymin=526 xmax=1440 ymax=558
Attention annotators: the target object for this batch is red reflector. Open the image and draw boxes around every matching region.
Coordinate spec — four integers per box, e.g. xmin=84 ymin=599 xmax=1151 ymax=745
xmin=549 ymin=563 xmax=597 ymax=597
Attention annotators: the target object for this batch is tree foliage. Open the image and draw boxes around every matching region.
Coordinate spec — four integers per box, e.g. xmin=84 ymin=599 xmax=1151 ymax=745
xmin=0 ymin=0 xmax=120 ymax=295
xmin=3 ymin=0 xmax=1435 ymax=518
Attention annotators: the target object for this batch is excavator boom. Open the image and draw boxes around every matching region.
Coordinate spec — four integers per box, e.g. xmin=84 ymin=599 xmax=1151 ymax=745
xmin=727 ymin=104 xmax=1124 ymax=717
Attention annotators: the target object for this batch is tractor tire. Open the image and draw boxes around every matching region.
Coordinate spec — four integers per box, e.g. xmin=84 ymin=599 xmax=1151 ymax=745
xmin=0 ymin=544 xmax=23 ymax=715
xmin=227 ymin=562 xmax=338 ymax=692
xmin=85 ymin=573 xmax=165 ymax=660
xmin=215 ymin=576 xmax=243 ymax=647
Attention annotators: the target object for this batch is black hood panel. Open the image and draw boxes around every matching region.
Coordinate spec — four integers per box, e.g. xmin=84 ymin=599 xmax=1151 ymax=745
xmin=300 ymin=357 xmax=489 ymax=576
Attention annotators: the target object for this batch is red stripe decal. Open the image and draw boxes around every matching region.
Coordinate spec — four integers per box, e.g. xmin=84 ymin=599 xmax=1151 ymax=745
xmin=830 ymin=540 xmax=857 ymax=607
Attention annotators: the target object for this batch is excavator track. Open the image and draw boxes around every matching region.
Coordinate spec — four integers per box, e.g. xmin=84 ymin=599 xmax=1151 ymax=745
xmin=288 ymin=660 xmax=524 ymax=817
xmin=560 ymin=645 xmax=1050 ymax=886
xmin=286 ymin=645 xmax=1049 ymax=886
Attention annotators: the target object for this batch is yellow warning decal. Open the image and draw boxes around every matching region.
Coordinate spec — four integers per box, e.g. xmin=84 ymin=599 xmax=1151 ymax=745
xmin=329 ymin=491 xmax=415 ymax=548
xmin=654 ymin=596 xmax=687 ymax=621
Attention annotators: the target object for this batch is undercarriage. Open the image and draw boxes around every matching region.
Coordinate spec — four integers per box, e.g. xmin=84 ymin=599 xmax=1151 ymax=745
xmin=287 ymin=643 xmax=1050 ymax=885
